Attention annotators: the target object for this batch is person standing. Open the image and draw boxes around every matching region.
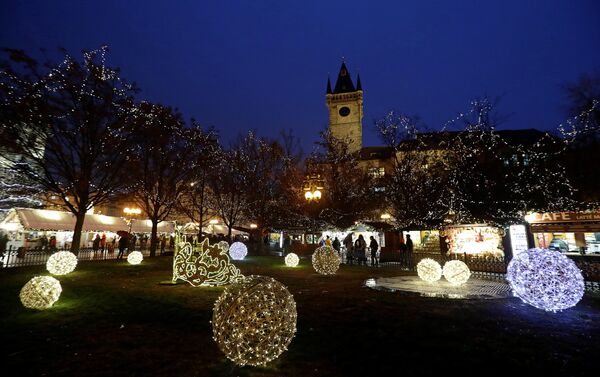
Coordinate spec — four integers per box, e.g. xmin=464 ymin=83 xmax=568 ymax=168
xmin=92 ymin=234 xmax=101 ymax=253
xmin=369 ymin=236 xmax=379 ymax=267
xmin=354 ymin=235 xmax=367 ymax=266
xmin=100 ymin=233 xmax=107 ymax=253
xmin=0 ymin=232 xmax=8 ymax=259
xmin=406 ymin=234 xmax=414 ymax=268
xmin=325 ymin=235 xmax=332 ymax=247
xmin=332 ymin=237 xmax=341 ymax=253
xmin=343 ymin=233 xmax=354 ymax=264
xmin=117 ymin=236 xmax=127 ymax=259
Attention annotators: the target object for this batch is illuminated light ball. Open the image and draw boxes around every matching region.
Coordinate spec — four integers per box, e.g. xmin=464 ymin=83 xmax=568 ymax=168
xmin=285 ymin=253 xmax=299 ymax=267
xmin=312 ymin=246 xmax=341 ymax=275
xmin=507 ymin=248 xmax=584 ymax=312
xmin=46 ymin=251 xmax=78 ymax=275
xmin=218 ymin=241 xmax=230 ymax=252
xmin=212 ymin=275 xmax=297 ymax=366
xmin=442 ymin=260 xmax=471 ymax=286
xmin=127 ymin=251 xmax=144 ymax=265
xmin=416 ymin=258 xmax=442 ymax=282
xmin=229 ymin=242 xmax=247 ymax=260
xmin=20 ymin=276 xmax=62 ymax=310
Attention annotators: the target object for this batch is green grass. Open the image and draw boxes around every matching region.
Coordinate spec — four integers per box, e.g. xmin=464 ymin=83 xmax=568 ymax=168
xmin=1 ymin=256 xmax=599 ymax=376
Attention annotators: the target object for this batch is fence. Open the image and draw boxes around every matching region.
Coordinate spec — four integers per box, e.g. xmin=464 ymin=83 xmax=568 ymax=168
xmin=0 ymin=245 xmax=173 ymax=268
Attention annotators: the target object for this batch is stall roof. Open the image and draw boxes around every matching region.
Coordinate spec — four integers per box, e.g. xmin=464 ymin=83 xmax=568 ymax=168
xmin=130 ymin=219 xmax=175 ymax=234
xmin=1 ymin=208 xmax=129 ymax=232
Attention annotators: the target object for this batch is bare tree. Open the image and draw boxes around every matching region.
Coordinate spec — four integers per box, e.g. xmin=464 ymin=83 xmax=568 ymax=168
xmin=0 ymin=47 xmax=138 ymax=252
xmin=130 ymin=103 xmax=194 ymax=256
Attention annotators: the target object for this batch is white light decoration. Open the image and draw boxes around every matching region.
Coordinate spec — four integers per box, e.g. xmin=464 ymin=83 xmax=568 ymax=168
xmin=172 ymin=238 xmax=242 ymax=286
xmin=229 ymin=241 xmax=248 ymax=260
xmin=20 ymin=276 xmax=62 ymax=310
xmin=442 ymin=260 xmax=471 ymax=286
xmin=217 ymin=241 xmax=230 ymax=252
xmin=285 ymin=253 xmax=299 ymax=267
xmin=416 ymin=258 xmax=442 ymax=282
xmin=127 ymin=251 xmax=144 ymax=265
xmin=46 ymin=251 xmax=78 ymax=275
xmin=506 ymin=248 xmax=584 ymax=312
xmin=212 ymin=275 xmax=297 ymax=366
xmin=312 ymin=246 xmax=341 ymax=275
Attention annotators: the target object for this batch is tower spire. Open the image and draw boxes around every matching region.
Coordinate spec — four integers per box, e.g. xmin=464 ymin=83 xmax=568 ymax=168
xmin=326 ymin=76 xmax=332 ymax=94
xmin=356 ymin=73 xmax=362 ymax=91
xmin=333 ymin=61 xmax=356 ymax=93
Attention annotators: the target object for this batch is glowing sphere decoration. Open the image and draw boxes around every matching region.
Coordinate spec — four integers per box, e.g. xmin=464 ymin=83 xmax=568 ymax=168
xmin=212 ymin=275 xmax=297 ymax=366
xmin=20 ymin=276 xmax=62 ymax=310
xmin=285 ymin=253 xmax=299 ymax=267
xmin=312 ymin=246 xmax=341 ymax=275
xmin=442 ymin=260 xmax=471 ymax=286
xmin=507 ymin=248 xmax=584 ymax=312
xmin=46 ymin=251 xmax=78 ymax=275
xmin=217 ymin=241 xmax=230 ymax=252
xmin=416 ymin=258 xmax=442 ymax=282
xmin=229 ymin=242 xmax=248 ymax=260
xmin=127 ymin=251 xmax=143 ymax=265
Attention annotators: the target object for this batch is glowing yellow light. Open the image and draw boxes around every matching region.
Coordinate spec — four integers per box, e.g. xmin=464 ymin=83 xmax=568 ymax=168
xmin=312 ymin=246 xmax=341 ymax=275
xmin=524 ymin=213 xmax=537 ymax=223
xmin=0 ymin=222 xmax=19 ymax=231
xmin=313 ymin=190 xmax=322 ymax=200
xmin=250 ymin=223 xmax=258 ymax=229
xmin=97 ymin=215 xmax=115 ymax=225
xmin=304 ymin=191 xmax=313 ymax=200
xmin=209 ymin=219 xmax=219 ymax=224
xmin=123 ymin=207 xmax=142 ymax=215
xmin=380 ymin=213 xmax=391 ymax=219
xmin=417 ymin=258 xmax=442 ymax=282
xmin=285 ymin=253 xmax=299 ymax=267
xmin=20 ymin=276 xmax=62 ymax=310
xmin=127 ymin=251 xmax=144 ymax=265
xmin=38 ymin=210 xmax=63 ymax=221
xmin=442 ymin=260 xmax=471 ymax=285
xmin=212 ymin=275 xmax=297 ymax=366
xmin=46 ymin=251 xmax=78 ymax=275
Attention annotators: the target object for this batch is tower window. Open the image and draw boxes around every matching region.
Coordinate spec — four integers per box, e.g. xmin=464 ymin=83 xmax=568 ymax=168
xmin=339 ymin=106 xmax=350 ymax=117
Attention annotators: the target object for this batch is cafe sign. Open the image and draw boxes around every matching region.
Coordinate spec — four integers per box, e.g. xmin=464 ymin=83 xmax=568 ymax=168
xmin=525 ymin=211 xmax=600 ymax=224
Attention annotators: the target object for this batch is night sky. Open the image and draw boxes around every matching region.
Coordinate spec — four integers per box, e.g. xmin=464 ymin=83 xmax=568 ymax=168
xmin=1 ymin=1 xmax=599 ymax=153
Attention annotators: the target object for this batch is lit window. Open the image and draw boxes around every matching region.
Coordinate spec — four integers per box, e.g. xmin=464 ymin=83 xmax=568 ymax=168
xmin=368 ymin=167 xmax=385 ymax=179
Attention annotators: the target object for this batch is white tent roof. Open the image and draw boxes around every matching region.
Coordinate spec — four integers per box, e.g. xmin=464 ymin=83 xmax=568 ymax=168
xmin=1 ymin=208 xmax=129 ymax=232
xmin=130 ymin=219 xmax=175 ymax=234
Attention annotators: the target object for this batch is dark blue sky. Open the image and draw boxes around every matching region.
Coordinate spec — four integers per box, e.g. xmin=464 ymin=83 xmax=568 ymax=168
xmin=2 ymin=1 xmax=599 ymax=153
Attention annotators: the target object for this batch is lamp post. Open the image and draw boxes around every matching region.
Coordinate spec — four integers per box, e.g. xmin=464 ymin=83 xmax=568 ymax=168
xmin=123 ymin=207 xmax=142 ymax=233
xmin=303 ymin=173 xmax=324 ymax=202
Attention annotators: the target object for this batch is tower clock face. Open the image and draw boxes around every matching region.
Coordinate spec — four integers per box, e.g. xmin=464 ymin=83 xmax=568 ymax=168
xmin=339 ymin=106 xmax=350 ymax=117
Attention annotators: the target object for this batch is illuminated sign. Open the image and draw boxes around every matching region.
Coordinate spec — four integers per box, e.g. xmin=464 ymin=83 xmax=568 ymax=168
xmin=509 ymin=224 xmax=528 ymax=256
xmin=525 ymin=212 xmax=600 ymax=224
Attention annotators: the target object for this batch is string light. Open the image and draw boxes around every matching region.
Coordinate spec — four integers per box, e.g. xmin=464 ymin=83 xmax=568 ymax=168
xmin=442 ymin=260 xmax=471 ymax=286
xmin=506 ymin=248 xmax=584 ymax=312
xmin=20 ymin=276 xmax=62 ymax=310
xmin=417 ymin=258 xmax=442 ymax=282
xmin=172 ymin=238 xmax=242 ymax=286
xmin=284 ymin=252 xmax=299 ymax=267
xmin=212 ymin=275 xmax=297 ymax=366
xmin=228 ymin=241 xmax=248 ymax=260
xmin=312 ymin=246 xmax=341 ymax=275
xmin=46 ymin=251 xmax=77 ymax=275
xmin=127 ymin=251 xmax=143 ymax=265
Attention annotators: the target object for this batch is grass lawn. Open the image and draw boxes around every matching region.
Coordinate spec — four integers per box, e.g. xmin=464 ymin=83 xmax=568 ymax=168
xmin=1 ymin=255 xmax=599 ymax=376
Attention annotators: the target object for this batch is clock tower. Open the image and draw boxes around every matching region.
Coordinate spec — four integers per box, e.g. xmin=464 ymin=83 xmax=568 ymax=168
xmin=326 ymin=62 xmax=363 ymax=153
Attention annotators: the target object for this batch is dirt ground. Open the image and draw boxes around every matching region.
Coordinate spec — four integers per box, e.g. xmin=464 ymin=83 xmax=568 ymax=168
xmin=0 ymin=256 xmax=598 ymax=376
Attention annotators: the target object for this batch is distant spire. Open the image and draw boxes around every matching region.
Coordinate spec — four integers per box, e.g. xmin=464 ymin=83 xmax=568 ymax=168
xmin=326 ymin=76 xmax=332 ymax=94
xmin=356 ymin=74 xmax=362 ymax=91
xmin=333 ymin=61 xmax=356 ymax=93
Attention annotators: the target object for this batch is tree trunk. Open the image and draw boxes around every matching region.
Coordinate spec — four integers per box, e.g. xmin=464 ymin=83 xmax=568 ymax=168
xmin=227 ymin=225 xmax=233 ymax=243
xmin=71 ymin=211 xmax=87 ymax=255
xmin=150 ymin=219 xmax=158 ymax=257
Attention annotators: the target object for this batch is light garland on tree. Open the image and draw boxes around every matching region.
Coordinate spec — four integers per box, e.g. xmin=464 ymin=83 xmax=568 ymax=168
xmin=506 ymin=248 xmax=584 ymax=312
xmin=285 ymin=252 xmax=299 ymax=267
xmin=442 ymin=260 xmax=471 ymax=285
xmin=417 ymin=258 xmax=442 ymax=282
xmin=46 ymin=251 xmax=77 ymax=275
xmin=172 ymin=238 xmax=242 ymax=286
xmin=127 ymin=251 xmax=143 ymax=265
xmin=212 ymin=275 xmax=297 ymax=366
xmin=312 ymin=246 xmax=341 ymax=275
xmin=228 ymin=241 xmax=247 ymax=260
xmin=20 ymin=276 xmax=62 ymax=310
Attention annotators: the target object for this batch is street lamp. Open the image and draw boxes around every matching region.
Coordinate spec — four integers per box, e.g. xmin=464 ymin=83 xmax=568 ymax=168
xmin=123 ymin=207 xmax=142 ymax=232
xmin=303 ymin=173 xmax=324 ymax=202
